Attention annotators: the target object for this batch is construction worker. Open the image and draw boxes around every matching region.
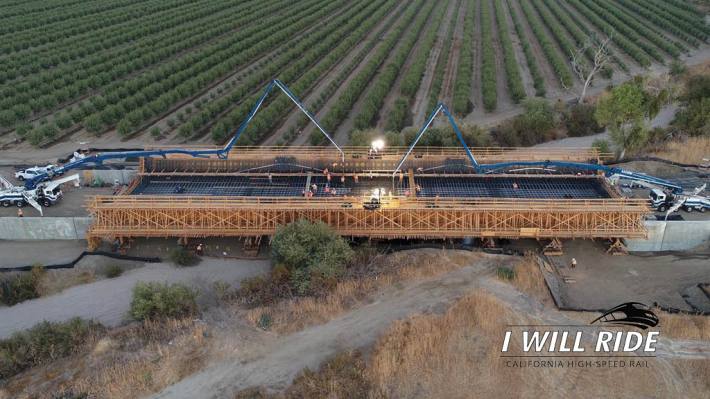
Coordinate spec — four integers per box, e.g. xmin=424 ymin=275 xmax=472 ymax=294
xmin=196 ymin=243 xmax=204 ymax=256
xmin=571 ymin=258 xmax=577 ymax=268
xmin=17 ymin=208 xmax=23 ymax=217
xmin=512 ymin=182 xmax=519 ymax=189
xmin=268 ymin=173 xmax=273 ymax=184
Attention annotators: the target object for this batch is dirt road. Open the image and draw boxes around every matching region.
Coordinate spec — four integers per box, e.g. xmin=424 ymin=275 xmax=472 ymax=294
xmin=154 ymin=251 xmax=710 ymax=398
xmin=153 ymin=255 xmax=512 ymax=398
xmin=0 ymin=258 xmax=269 ymax=338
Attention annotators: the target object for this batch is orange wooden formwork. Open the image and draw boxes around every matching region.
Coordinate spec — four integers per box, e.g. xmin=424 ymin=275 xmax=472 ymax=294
xmin=86 ymin=195 xmax=649 ymax=249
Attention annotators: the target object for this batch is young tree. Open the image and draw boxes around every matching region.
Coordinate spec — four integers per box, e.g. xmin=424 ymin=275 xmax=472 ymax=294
xmin=571 ymin=33 xmax=613 ymax=103
xmin=595 ymin=80 xmax=663 ymax=158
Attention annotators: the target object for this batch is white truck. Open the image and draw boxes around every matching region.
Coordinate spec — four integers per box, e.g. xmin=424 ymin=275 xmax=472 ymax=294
xmin=14 ymin=164 xmax=59 ymax=181
xmin=1 ymin=174 xmax=79 ymax=213
xmin=649 ymin=187 xmax=710 ymax=213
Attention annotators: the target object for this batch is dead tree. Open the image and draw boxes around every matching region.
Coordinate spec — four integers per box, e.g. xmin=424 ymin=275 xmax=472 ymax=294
xmin=571 ymin=33 xmax=613 ymax=104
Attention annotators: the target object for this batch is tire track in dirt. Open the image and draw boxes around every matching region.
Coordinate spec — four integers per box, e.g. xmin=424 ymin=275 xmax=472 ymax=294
xmin=264 ymin=1 xmax=407 ymax=146
xmin=411 ymin=0 xmax=458 ymax=127
xmin=441 ymin=0 xmax=468 ymax=106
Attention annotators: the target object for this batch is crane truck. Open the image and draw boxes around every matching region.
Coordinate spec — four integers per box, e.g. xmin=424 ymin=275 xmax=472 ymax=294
xmin=650 ymin=185 xmax=710 ymax=213
xmin=0 ymin=174 xmax=79 ymax=215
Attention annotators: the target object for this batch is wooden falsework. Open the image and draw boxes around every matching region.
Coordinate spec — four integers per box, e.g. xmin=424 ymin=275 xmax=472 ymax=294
xmin=86 ymin=195 xmax=649 ymax=248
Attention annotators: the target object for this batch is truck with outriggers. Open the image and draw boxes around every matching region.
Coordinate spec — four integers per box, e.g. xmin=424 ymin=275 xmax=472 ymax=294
xmin=0 ymin=174 xmax=79 ymax=212
xmin=649 ymin=186 xmax=710 ymax=213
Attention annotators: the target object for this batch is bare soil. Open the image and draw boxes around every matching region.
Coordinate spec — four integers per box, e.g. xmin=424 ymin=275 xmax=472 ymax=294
xmin=469 ymin=0 xmax=483 ymax=114
xmin=441 ymin=0 xmax=467 ymax=105
xmin=153 ymin=251 xmax=710 ymax=398
xmin=547 ymin=240 xmax=710 ymax=312
xmin=410 ymin=0 xmax=458 ymax=127
xmin=374 ymin=2 xmax=445 ymax=130
xmin=504 ymin=0 xmax=563 ymax=98
xmin=153 ymin=254 xmax=513 ymax=398
xmin=502 ymin=0 xmax=536 ymax=98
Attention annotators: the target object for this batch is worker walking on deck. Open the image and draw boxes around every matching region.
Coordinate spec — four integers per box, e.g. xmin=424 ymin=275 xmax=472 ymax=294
xmin=570 ymin=258 xmax=577 ymax=268
xmin=17 ymin=208 xmax=23 ymax=217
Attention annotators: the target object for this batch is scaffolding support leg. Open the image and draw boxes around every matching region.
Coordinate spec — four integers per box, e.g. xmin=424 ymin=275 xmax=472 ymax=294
xmin=87 ymin=236 xmax=101 ymax=251
xmin=543 ymin=238 xmax=564 ymax=256
xmin=607 ymin=239 xmax=628 ymax=256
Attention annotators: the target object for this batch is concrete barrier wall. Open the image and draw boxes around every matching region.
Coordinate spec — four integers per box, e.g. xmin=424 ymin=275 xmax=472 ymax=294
xmin=626 ymin=220 xmax=710 ymax=252
xmin=0 ymin=217 xmax=92 ymax=240
xmin=79 ymin=169 xmax=136 ymax=185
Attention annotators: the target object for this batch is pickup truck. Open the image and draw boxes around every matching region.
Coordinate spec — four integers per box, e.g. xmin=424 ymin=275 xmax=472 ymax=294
xmin=14 ymin=165 xmax=58 ymax=181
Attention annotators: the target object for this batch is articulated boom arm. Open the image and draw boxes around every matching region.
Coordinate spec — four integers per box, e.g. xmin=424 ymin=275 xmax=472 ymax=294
xmin=395 ymin=103 xmax=685 ymax=193
xmin=25 ymin=79 xmax=341 ymax=189
xmin=477 ymin=161 xmax=684 ymax=193
xmin=392 ymin=103 xmax=478 ymax=176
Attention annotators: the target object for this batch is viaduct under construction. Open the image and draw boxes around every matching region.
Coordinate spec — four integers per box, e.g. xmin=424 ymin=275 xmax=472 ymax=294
xmin=24 ymin=80 xmax=652 ymax=253
xmin=86 ymin=145 xmax=649 ymax=252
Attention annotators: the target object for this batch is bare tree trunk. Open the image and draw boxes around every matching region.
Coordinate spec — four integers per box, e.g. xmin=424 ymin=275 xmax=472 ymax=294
xmin=571 ymin=33 xmax=613 ymax=104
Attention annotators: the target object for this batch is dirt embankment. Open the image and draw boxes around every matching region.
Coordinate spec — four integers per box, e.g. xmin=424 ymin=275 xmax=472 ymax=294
xmin=155 ymin=251 xmax=710 ymax=399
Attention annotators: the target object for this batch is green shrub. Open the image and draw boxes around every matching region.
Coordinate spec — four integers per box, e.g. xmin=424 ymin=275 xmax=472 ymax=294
xmin=496 ymin=267 xmax=515 ymax=280
xmin=257 ymin=313 xmax=272 ymax=330
xmin=565 ymin=104 xmax=604 ymax=137
xmin=684 ymin=75 xmax=710 ymax=103
xmin=15 ymin=122 xmax=32 ymax=138
xmin=168 ymin=247 xmax=198 ymax=267
xmin=592 ymin=139 xmax=611 ymax=155
xmin=271 ymin=220 xmax=353 ymax=296
xmin=669 ymin=60 xmax=687 ymax=77
xmin=150 ymin=126 xmax=161 ymax=138
xmin=0 ymin=318 xmax=103 ymax=379
xmin=129 ymin=282 xmax=198 ymax=321
xmin=104 ymin=265 xmax=123 ymax=278
xmin=0 ymin=266 xmax=45 ymax=306
xmin=55 ymin=113 xmax=73 ymax=130
xmin=674 ymin=97 xmax=710 ymax=137
xmin=26 ymin=129 xmax=45 ymax=146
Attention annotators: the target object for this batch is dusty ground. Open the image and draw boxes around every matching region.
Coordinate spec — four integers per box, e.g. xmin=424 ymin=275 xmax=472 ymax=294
xmin=549 ymin=240 xmax=710 ymax=312
xmin=151 ymin=250 xmax=710 ymax=399
xmin=0 ymin=257 xmax=268 ymax=338
xmin=153 ymin=253 xmax=513 ymax=398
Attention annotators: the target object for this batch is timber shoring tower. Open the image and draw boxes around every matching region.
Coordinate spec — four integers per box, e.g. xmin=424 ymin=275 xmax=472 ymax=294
xmin=85 ymin=146 xmax=649 ymax=250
